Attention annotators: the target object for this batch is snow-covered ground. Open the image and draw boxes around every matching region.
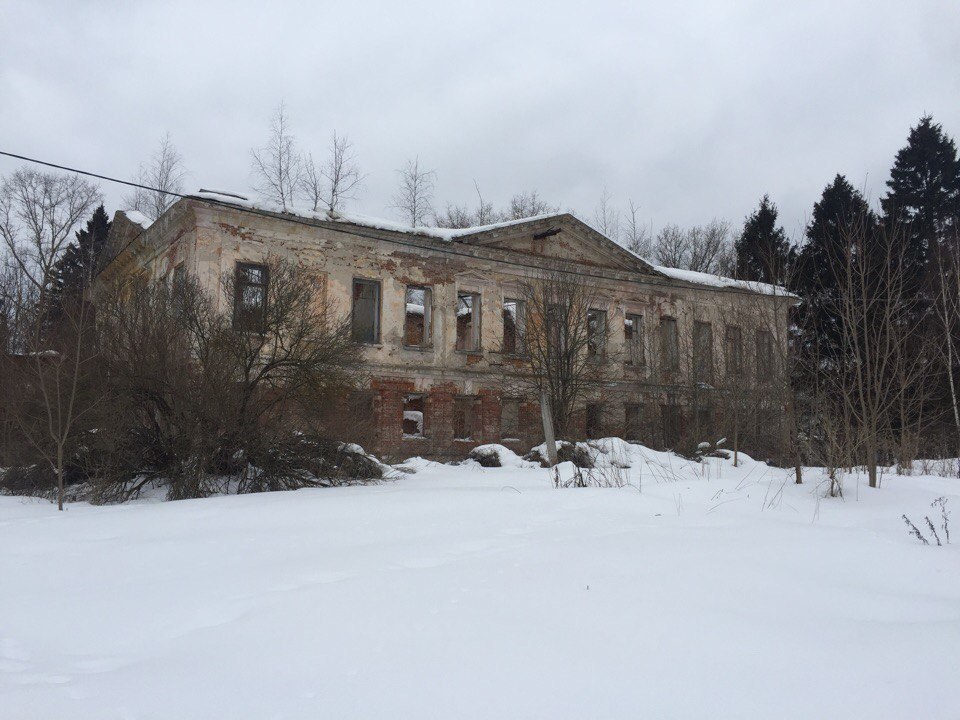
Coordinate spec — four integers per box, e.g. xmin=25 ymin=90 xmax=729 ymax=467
xmin=1 ymin=444 xmax=958 ymax=720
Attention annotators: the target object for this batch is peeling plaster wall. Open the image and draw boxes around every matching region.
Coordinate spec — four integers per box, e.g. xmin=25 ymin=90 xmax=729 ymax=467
xmin=114 ymin=199 xmax=791 ymax=459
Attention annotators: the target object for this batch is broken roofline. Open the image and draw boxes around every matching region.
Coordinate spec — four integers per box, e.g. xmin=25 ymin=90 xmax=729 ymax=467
xmin=190 ymin=190 xmax=567 ymax=242
xmin=167 ymin=190 xmax=793 ymax=298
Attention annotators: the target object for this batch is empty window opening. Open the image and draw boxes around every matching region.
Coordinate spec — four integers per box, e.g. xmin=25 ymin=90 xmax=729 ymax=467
xmin=233 ymin=262 xmax=269 ymax=332
xmin=348 ymin=390 xmax=374 ymax=419
xmin=660 ymin=317 xmax=679 ymax=373
xmin=693 ymin=321 xmax=713 ymax=383
xmin=352 ymin=279 xmax=381 ymax=344
xmin=625 ymin=313 xmax=645 ymax=367
xmin=624 ymin=403 xmax=643 ymax=442
xmin=402 ymin=394 xmax=425 ymax=438
xmin=725 ymin=326 xmax=743 ymax=377
xmin=456 ymin=292 xmax=481 ymax=351
xmin=661 ymin=404 xmax=681 ymax=448
xmin=502 ymin=299 xmax=525 ymax=354
xmin=454 ymin=396 xmax=477 ymax=440
xmin=404 ymin=286 xmax=432 ymax=347
xmin=756 ymin=330 xmax=773 ymax=381
xmin=586 ymin=403 xmax=603 ymax=439
xmin=547 ymin=304 xmax=567 ymax=354
xmin=587 ymin=309 xmax=606 ymax=357
xmin=696 ymin=404 xmax=714 ymax=441
xmin=501 ymin=398 xmax=520 ymax=440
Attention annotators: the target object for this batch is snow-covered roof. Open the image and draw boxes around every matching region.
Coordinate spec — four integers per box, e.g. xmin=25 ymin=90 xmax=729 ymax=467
xmin=187 ymin=191 xmax=793 ymax=298
xmin=192 ymin=190 xmax=563 ymax=243
xmin=652 ymin=265 xmax=795 ymax=298
xmin=120 ymin=209 xmax=154 ymax=229
xmin=615 ymin=239 xmax=793 ymax=298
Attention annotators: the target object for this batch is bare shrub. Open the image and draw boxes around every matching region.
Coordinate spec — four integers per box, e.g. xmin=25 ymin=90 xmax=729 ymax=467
xmin=92 ymin=256 xmax=366 ymax=501
xmin=903 ymin=498 xmax=951 ymax=546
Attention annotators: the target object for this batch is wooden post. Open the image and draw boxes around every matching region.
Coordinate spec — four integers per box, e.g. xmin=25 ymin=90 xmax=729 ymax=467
xmin=540 ymin=389 xmax=558 ymax=467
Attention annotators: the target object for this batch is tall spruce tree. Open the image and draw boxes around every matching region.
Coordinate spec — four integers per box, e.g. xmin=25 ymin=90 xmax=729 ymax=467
xmin=794 ymin=175 xmax=877 ymax=367
xmin=734 ymin=195 xmax=793 ymax=284
xmin=52 ymin=204 xmax=112 ymax=298
xmin=883 ymin=117 xmax=960 ymax=449
xmin=881 ymin=115 xmax=960 ymax=271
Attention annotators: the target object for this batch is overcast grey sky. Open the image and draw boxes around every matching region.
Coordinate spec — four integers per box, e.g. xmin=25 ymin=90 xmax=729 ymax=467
xmin=1 ymin=0 xmax=958 ymax=241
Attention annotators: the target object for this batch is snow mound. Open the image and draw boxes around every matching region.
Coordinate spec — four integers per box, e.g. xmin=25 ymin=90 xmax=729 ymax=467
xmin=466 ymin=444 xmax=535 ymax=469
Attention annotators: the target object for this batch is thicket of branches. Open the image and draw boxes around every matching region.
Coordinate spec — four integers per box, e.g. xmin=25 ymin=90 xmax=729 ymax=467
xmin=499 ymin=270 xmax=614 ymax=438
xmin=1 ymin=172 xmax=369 ymax=506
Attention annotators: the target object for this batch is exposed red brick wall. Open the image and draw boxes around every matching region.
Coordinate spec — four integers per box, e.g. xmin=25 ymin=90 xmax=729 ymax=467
xmin=364 ymin=377 xmax=550 ymax=461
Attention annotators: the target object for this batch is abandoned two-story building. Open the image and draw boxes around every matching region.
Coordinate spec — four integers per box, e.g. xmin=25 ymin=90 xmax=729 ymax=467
xmin=99 ymin=193 xmax=793 ymax=461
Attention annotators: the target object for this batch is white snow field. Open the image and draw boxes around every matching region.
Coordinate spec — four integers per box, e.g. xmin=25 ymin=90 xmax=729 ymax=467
xmin=1 ymin=443 xmax=958 ymax=720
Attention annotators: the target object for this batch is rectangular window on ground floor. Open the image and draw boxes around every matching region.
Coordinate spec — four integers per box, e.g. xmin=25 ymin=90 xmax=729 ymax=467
xmin=661 ymin=404 xmax=681 ymax=448
xmin=501 ymin=398 xmax=520 ymax=440
xmin=348 ymin=391 xmax=375 ymax=423
xmin=586 ymin=403 xmax=603 ymax=439
xmin=624 ymin=403 xmax=643 ymax=442
xmin=695 ymin=404 xmax=714 ymax=443
xmin=402 ymin=394 xmax=425 ymax=438
xmin=454 ymin=396 xmax=477 ymax=440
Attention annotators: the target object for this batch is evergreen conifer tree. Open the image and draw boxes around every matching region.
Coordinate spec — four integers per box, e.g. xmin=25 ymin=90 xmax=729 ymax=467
xmin=794 ymin=175 xmax=877 ymax=367
xmin=881 ymin=115 xmax=960 ymax=272
xmin=52 ymin=204 xmax=111 ymax=298
xmin=734 ymin=195 xmax=793 ymax=284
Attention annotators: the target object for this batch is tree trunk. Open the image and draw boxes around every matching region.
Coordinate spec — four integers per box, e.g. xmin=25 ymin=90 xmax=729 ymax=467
xmin=867 ymin=434 xmax=878 ymax=489
xmin=540 ymin=389 xmax=558 ymax=467
xmin=56 ymin=445 xmax=64 ymax=511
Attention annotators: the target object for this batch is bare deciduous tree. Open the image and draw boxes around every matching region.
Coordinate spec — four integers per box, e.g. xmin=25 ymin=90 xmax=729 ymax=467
xmin=392 ymin=157 xmax=435 ymax=227
xmin=808 ymin=216 xmax=929 ymax=489
xmin=124 ymin=132 xmax=187 ymax=220
xmin=251 ymin=102 xmax=302 ymax=211
xmin=652 ymin=224 xmax=687 ymax=268
xmin=0 ymin=169 xmax=102 ymax=294
xmin=434 ymin=203 xmax=476 ymax=229
xmin=508 ymin=190 xmax=557 ymax=220
xmin=688 ymin=220 xmax=734 ymax=275
xmin=930 ymin=228 xmax=960 ymax=471
xmin=0 ymin=170 xmax=105 ymax=508
xmin=94 ymin=256 xmax=364 ymax=500
xmin=593 ymin=186 xmax=620 ymax=241
xmin=651 ymin=220 xmax=734 ymax=275
xmin=623 ymin=200 xmax=651 ymax=257
xmin=500 ymin=270 xmax=612 ymax=438
xmin=5 ymin=291 xmax=103 ymax=509
xmin=301 ymin=131 xmax=364 ymax=213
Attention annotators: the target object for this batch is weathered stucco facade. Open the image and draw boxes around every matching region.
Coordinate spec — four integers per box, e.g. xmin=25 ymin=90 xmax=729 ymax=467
xmin=101 ymin=195 xmax=793 ymax=461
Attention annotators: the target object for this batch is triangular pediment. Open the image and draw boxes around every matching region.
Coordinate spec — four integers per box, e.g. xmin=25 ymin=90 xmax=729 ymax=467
xmin=453 ymin=214 xmax=660 ymax=276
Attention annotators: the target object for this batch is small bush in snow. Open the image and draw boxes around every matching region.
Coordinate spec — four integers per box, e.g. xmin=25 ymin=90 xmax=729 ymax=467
xmin=553 ymin=463 xmax=629 ymax=489
xmin=902 ymin=497 xmax=951 ymax=546
xmin=467 ymin=447 xmax=502 ymax=468
xmin=526 ymin=441 xmax=593 ymax=469
xmin=0 ymin=464 xmax=54 ymax=498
